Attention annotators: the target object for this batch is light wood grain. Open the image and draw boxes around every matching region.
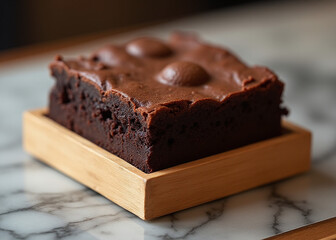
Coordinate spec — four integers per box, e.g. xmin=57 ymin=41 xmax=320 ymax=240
xmin=266 ymin=217 xmax=336 ymax=240
xmin=23 ymin=109 xmax=311 ymax=220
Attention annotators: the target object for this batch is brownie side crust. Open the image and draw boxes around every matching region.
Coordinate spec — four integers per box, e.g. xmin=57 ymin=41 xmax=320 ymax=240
xmin=49 ymin=68 xmax=152 ymax=172
xmin=146 ymin=80 xmax=284 ymax=171
xmin=48 ymin=33 xmax=287 ymax=173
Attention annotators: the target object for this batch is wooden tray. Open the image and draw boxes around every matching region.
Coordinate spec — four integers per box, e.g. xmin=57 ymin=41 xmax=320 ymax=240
xmin=23 ymin=109 xmax=311 ymax=220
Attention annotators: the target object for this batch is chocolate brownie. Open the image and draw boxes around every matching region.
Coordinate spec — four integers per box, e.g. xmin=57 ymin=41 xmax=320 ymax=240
xmin=48 ymin=33 xmax=287 ymax=173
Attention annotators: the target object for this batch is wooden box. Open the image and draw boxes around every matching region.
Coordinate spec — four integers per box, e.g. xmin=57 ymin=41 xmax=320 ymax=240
xmin=23 ymin=109 xmax=311 ymax=220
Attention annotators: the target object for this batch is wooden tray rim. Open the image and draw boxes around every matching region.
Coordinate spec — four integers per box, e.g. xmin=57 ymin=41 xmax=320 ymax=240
xmin=26 ymin=108 xmax=310 ymax=181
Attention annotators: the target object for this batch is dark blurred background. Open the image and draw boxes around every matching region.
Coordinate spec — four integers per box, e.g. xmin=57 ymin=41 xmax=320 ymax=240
xmin=0 ymin=0 xmax=278 ymax=52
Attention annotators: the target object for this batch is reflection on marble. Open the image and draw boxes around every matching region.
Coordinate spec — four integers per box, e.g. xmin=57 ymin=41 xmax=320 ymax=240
xmin=1 ymin=1 xmax=336 ymax=239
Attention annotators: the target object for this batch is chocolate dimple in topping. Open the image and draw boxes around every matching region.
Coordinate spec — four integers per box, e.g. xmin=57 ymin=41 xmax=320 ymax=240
xmin=126 ymin=37 xmax=172 ymax=58
xmin=91 ymin=45 xmax=138 ymax=67
xmin=157 ymin=61 xmax=209 ymax=86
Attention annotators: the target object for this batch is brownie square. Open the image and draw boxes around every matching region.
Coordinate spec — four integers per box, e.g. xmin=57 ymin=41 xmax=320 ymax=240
xmin=48 ymin=33 xmax=287 ymax=173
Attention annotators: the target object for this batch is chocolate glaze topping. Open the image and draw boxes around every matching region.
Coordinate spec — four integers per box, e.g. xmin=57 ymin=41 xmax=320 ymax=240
xmin=50 ymin=33 xmax=279 ymax=112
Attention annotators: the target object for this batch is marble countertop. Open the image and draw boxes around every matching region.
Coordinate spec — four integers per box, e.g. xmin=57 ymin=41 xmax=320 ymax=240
xmin=1 ymin=1 xmax=336 ymax=239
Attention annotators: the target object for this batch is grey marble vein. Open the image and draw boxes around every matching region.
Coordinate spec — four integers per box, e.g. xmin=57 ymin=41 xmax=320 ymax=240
xmin=269 ymin=186 xmax=312 ymax=234
xmin=158 ymin=201 xmax=226 ymax=240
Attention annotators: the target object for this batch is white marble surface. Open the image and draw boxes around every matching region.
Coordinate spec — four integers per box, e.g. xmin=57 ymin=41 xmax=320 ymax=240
xmin=1 ymin=1 xmax=336 ymax=239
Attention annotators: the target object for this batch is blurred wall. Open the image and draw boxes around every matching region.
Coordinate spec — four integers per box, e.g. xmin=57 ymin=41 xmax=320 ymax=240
xmin=0 ymin=0 xmax=270 ymax=51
